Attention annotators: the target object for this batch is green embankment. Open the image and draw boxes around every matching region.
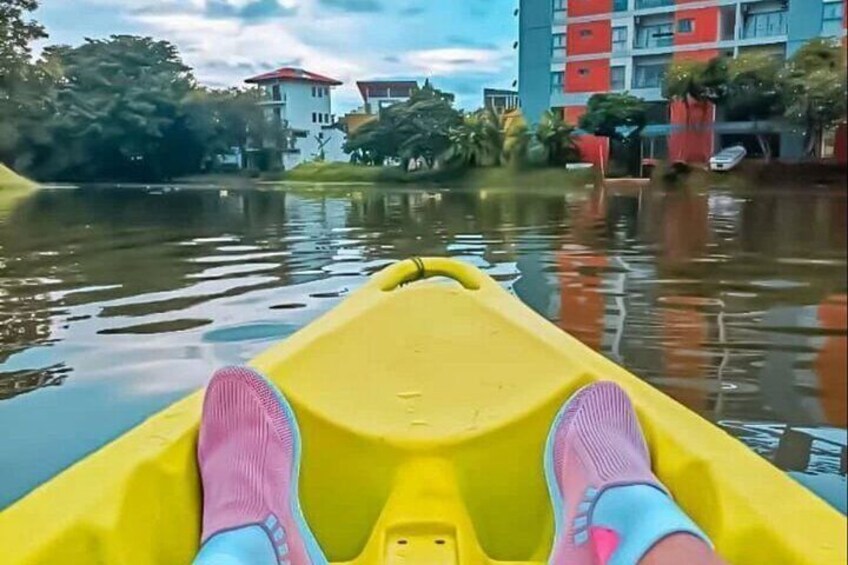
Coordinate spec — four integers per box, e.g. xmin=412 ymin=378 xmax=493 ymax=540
xmin=0 ymin=163 xmax=38 ymax=190
xmin=269 ymin=162 xmax=596 ymax=189
xmin=0 ymin=164 xmax=38 ymax=219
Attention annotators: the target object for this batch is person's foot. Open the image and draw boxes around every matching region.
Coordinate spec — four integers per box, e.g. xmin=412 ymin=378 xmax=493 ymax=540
xmin=544 ymin=381 xmax=709 ymax=565
xmin=194 ymin=366 xmax=326 ymax=565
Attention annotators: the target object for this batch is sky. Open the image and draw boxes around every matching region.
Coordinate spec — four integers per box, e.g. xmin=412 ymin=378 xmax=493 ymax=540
xmin=35 ymin=0 xmax=519 ymax=112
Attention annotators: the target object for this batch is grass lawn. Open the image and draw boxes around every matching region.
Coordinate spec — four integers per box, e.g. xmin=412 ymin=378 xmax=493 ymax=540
xmin=0 ymin=164 xmax=38 ymax=190
xmin=267 ymin=162 xmax=596 ymax=189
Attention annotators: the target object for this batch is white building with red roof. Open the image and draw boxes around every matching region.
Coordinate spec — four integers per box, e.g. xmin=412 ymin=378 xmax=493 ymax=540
xmin=245 ymin=67 xmax=347 ymax=170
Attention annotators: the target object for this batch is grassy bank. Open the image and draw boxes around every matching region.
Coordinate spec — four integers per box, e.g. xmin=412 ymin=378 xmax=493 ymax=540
xmin=266 ymin=162 xmax=596 ymax=189
xmin=0 ymin=164 xmax=38 ymax=190
xmin=0 ymin=165 xmax=38 ymax=219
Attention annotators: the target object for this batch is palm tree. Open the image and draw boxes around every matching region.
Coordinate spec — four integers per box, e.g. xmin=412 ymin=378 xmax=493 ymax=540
xmin=535 ymin=110 xmax=579 ymax=166
xmin=502 ymin=110 xmax=530 ymax=167
xmin=445 ymin=108 xmax=503 ymax=167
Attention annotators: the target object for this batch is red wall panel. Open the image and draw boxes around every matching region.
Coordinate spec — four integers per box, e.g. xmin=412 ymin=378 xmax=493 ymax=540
xmin=565 ymin=106 xmax=610 ymax=166
xmin=566 ymin=21 xmax=611 ymax=56
xmin=565 ymin=59 xmax=610 ymax=93
xmin=669 ymin=100 xmax=715 ymax=163
xmin=674 ymin=7 xmax=719 ymax=46
xmin=568 ymin=0 xmax=612 ymax=17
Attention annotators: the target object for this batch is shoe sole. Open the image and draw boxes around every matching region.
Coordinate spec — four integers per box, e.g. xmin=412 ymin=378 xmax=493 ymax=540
xmin=542 ymin=382 xmax=596 ymax=557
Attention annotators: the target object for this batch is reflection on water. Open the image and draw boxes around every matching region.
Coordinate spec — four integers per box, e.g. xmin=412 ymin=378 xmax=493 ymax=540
xmin=0 ymin=184 xmax=845 ymax=511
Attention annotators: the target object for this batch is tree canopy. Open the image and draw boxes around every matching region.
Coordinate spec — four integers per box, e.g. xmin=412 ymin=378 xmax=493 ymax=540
xmin=579 ymin=93 xmax=647 ymax=140
xmin=535 ymin=110 xmax=580 ymax=166
xmin=344 ymin=81 xmax=462 ymax=167
xmin=782 ymin=39 xmax=847 ymax=157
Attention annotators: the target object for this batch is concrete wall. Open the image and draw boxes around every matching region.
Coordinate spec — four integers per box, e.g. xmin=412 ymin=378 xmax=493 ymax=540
xmin=788 ymin=0 xmax=825 ymax=55
xmin=519 ymin=0 xmax=553 ymax=124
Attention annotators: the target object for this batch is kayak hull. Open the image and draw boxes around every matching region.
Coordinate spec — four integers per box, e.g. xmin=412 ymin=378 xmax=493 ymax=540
xmin=0 ymin=258 xmax=845 ymax=564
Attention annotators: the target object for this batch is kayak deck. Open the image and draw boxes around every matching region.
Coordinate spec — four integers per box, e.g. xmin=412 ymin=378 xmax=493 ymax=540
xmin=0 ymin=258 xmax=845 ymax=564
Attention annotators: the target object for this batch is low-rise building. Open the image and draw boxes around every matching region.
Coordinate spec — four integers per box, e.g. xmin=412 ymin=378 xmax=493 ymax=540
xmin=245 ymin=67 xmax=347 ymax=170
xmin=356 ymin=80 xmax=419 ymax=114
xmin=484 ymin=88 xmax=520 ymax=115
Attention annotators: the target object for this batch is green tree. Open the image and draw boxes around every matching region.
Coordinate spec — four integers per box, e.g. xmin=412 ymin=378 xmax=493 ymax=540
xmin=182 ymin=87 xmax=264 ymax=170
xmin=579 ymin=92 xmax=647 ymax=140
xmin=445 ymin=108 xmax=503 ymax=167
xmin=579 ymin=92 xmax=647 ymax=175
xmin=535 ymin=110 xmax=579 ymax=166
xmin=344 ymin=119 xmax=394 ymax=165
xmin=344 ymin=80 xmax=461 ymax=168
xmin=663 ymin=57 xmax=728 ymax=125
xmin=0 ymin=0 xmax=48 ymax=165
xmin=502 ymin=111 xmax=530 ymax=168
xmin=724 ymin=53 xmax=786 ymax=160
xmin=782 ymin=38 xmax=847 ymax=157
xmin=31 ymin=36 xmax=196 ymax=180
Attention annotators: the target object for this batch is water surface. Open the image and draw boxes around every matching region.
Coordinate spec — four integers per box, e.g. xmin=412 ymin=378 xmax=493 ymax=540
xmin=0 ymin=183 xmax=845 ymax=511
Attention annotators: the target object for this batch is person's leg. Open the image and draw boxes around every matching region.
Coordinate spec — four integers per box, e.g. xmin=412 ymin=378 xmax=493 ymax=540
xmin=544 ymin=381 xmax=726 ymax=565
xmin=194 ymin=367 xmax=327 ymax=565
xmin=641 ymin=533 xmax=725 ymax=565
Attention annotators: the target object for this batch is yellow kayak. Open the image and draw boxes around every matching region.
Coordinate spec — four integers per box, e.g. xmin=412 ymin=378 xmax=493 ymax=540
xmin=0 ymin=258 xmax=844 ymax=564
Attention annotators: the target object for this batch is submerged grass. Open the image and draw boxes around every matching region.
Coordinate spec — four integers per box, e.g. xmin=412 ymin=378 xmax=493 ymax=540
xmin=267 ymin=162 xmax=596 ymax=189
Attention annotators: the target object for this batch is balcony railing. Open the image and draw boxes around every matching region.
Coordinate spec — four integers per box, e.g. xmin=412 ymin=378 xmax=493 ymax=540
xmin=635 ymin=0 xmax=673 ymax=10
xmin=634 ymin=33 xmax=674 ymax=49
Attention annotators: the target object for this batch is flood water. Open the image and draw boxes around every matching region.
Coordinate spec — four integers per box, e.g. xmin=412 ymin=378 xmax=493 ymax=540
xmin=0 ymin=183 xmax=845 ymax=512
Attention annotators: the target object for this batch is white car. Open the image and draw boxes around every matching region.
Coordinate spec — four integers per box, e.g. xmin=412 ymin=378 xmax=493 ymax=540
xmin=709 ymin=145 xmax=747 ymax=172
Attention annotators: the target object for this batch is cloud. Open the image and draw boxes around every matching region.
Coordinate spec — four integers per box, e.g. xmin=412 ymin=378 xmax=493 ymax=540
xmin=445 ymin=34 xmax=497 ymax=50
xmin=399 ymin=47 xmax=511 ymax=75
xmin=43 ymin=0 xmax=517 ymax=111
xmin=207 ymin=0 xmax=298 ymax=19
xmin=318 ymin=0 xmax=383 ymax=13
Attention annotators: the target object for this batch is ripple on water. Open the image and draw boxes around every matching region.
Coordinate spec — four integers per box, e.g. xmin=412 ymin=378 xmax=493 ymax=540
xmin=97 ymin=319 xmax=212 ymax=335
xmin=202 ymin=323 xmax=298 ymax=343
xmin=269 ymin=303 xmax=307 ymax=310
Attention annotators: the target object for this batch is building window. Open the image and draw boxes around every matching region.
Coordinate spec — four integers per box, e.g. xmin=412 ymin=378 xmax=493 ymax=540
xmin=633 ymin=63 xmax=667 ymax=89
xmin=613 ymin=0 xmax=628 ymax=11
xmin=635 ymin=0 xmax=673 ymax=8
xmin=324 ymin=113 xmax=330 ymax=123
xmin=551 ymin=71 xmax=564 ymax=92
xmin=612 ymin=26 xmax=628 ymax=52
xmin=578 ymin=67 xmax=590 ymax=76
xmin=553 ymin=0 xmax=566 ymax=11
xmin=822 ymin=1 xmax=844 ymax=36
xmin=635 ymin=23 xmax=674 ymax=48
xmin=312 ymin=112 xmax=317 ymax=123
xmin=611 ymin=66 xmax=626 ymax=90
xmin=552 ymin=33 xmax=566 ymax=48
xmin=580 ymin=29 xmax=593 ymax=38
xmin=742 ymin=11 xmax=787 ymax=39
xmin=677 ymin=19 xmax=694 ymax=34
xmin=552 ymin=33 xmax=566 ymax=59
